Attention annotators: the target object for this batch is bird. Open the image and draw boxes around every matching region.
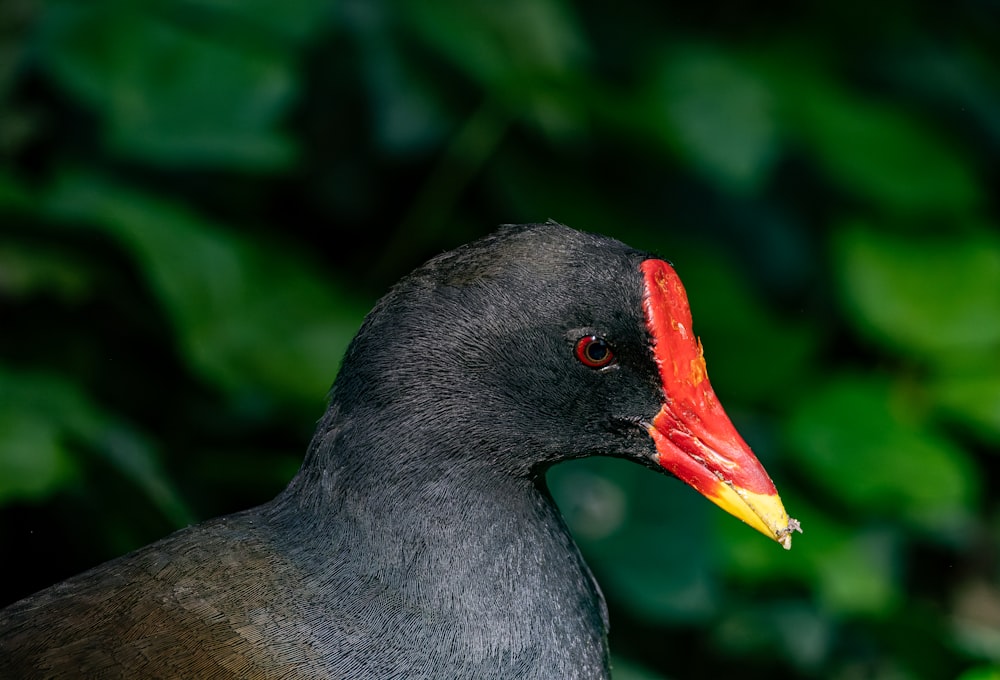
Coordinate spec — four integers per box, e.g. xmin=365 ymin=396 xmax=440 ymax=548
xmin=0 ymin=222 xmax=799 ymax=679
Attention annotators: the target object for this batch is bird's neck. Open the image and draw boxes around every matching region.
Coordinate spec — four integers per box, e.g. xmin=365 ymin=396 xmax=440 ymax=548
xmin=265 ymin=413 xmax=610 ymax=674
xmin=276 ymin=444 xmax=598 ymax=610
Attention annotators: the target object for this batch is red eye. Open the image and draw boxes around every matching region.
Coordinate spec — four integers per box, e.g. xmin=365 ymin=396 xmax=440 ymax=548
xmin=575 ymin=335 xmax=615 ymax=368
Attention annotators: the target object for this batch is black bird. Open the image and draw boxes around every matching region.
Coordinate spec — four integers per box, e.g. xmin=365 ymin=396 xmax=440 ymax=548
xmin=0 ymin=222 xmax=798 ymax=679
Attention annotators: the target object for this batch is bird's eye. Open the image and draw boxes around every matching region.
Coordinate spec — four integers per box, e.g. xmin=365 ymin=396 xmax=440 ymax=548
xmin=575 ymin=335 xmax=615 ymax=368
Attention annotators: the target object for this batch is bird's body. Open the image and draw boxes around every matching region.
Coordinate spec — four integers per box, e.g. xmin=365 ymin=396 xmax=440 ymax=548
xmin=2 ymin=486 xmax=605 ymax=678
xmin=0 ymin=223 xmax=796 ymax=678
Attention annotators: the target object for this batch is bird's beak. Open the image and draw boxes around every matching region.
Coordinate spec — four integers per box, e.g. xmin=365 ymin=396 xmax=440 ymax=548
xmin=640 ymin=259 xmax=800 ymax=549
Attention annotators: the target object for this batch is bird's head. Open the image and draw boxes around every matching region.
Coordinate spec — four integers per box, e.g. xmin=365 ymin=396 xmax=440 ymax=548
xmin=327 ymin=222 xmax=799 ymax=548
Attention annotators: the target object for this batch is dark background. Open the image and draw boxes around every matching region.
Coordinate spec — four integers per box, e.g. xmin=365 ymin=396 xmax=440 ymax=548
xmin=2 ymin=1 xmax=999 ymax=678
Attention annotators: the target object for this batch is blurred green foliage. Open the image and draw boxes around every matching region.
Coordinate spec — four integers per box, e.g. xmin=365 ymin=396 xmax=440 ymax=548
xmin=2 ymin=1 xmax=999 ymax=678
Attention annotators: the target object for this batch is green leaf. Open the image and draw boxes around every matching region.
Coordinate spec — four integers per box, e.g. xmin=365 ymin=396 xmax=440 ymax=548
xmin=401 ymin=0 xmax=588 ymax=137
xmin=835 ymin=223 xmax=1000 ymax=359
xmin=0 ymin=241 xmax=93 ymax=301
xmin=958 ymin=669 xmax=1000 ymax=680
xmin=402 ymin=0 xmax=586 ymax=86
xmin=717 ymin=491 xmax=902 ymax=617
xmin=785 ymin=376 xmax=978 ymax=536
xmin=813 ymin=527 xmax=900 ymax=616
xmin=549 ymin=457 xmax=719 ymax=623
xmin=186 ymin=0 xmax=332 ymax=44
xmin=0 ymin=368 xmax=192 ymax=524
xmin=351 ymin=23 xmax=450 ymax=154
xmin=712 ymin=601 xmax=833 ymax=670
xmin=45 ymin=173 xmax=367 ymax=405
xmin=651 ymin=46 xmax=779 ymax=192
xmin=0 ymin=410 xmax=75 ymax=501
xmin=775 ymin=66 xmax=982 ymax=214
xmin=0 ymin=171 xmax=35 ymax=212
xmin=37 ymin=1 xmax=298 ymax=167
xmin=933 ymin=371 xmax=1000 ymax=445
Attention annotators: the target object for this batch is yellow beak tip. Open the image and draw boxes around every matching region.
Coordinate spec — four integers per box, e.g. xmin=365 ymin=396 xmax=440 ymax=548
xmin=707 ymin=483 xmax=802 ymax=549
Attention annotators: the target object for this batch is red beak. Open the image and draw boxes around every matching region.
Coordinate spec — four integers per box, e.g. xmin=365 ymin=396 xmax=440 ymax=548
xmin=640 ymin=259 xmax=800 ymax=548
